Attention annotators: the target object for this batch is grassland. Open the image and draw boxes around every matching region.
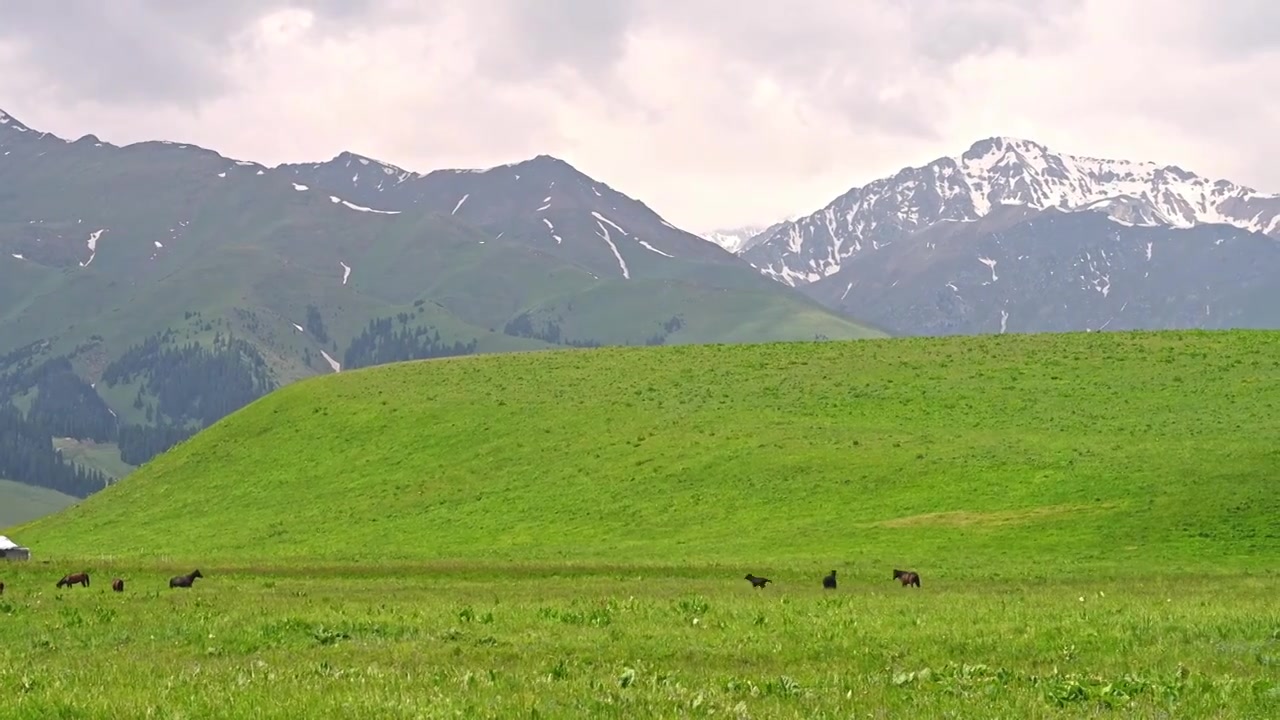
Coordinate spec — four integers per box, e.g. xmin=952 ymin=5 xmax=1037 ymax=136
xmin=0 ymin=564 xmax=1275 ymax=717
xmin=4 ymin=330 xmax=1278 ymax=716
xmin=0 ymin=479 xmax=79 ymax=528
xmin=51 ymin=438 xmax=136 ymax=481
xmin=15 ymin=330 xmax=1278 ymax=573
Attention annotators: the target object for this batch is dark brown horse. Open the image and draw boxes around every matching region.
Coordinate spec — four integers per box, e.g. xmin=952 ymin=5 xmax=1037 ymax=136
xmin=111 ymin=578 xmax=125 ymax=592
xmin=893 ymin=569 xmax=921 ymax=587
xmin=56 ymin=572 xmax=90 ymax=588
xmin=0 ymin=581 xmax=5 ymax=595
xmin=169 ymin=569 xmax=203 ymax=588
xmin=823 ymin=570 xmax=838 ymax=589
xmin=744 ymin=573 xmax=771 ymax=589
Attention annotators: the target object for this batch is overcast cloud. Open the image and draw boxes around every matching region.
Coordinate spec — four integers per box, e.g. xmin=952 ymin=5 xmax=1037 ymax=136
xmin=1 ymin=0 xmax=1276 ymax=230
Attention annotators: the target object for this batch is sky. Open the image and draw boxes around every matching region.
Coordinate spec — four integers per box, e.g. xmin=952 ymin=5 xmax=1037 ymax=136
xmin=1 ymin=0 xmax=1277 ymax=232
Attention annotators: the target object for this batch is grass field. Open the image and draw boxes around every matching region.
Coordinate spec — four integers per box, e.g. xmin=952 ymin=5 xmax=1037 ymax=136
xmin=4 ymin=330 xmax=1278 ymax=716
xmin=0 ymin=563 xmax=1275 ymax=718
xmin=51 ymin=437 xmax=136 ymax=481
xmin=0 ymin=479 xmax=78 ymax=528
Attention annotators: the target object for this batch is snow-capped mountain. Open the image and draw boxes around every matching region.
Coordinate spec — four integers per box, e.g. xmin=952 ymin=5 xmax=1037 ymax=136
xmin=700 ymin=218 xmax=794 ymax=254
xmin=701 ymin=226 xmax=768 ymax=253
xmin=743 ymin=137 xmax=1280 ymax=286
xmin=730 ymin=137 xmax=1280 ymax=336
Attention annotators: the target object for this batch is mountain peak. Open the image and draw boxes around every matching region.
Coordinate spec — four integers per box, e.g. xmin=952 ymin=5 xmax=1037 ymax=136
xmin=0 ymin=108 xmax=31 ymax=132
xmin=482 ymin=153 xmax=576 ymax=172
xmin=512 ymin=153 xmax=581 ymax=174
xmin=961 ymin=136 xmax=1048 ymax=159
xmin=529 ymin=153 xmax=570 ymax=164
xmin=431 ymin=153 xmax=584 ymax=181
xmin=330 ymin=150 xmax=416 ymax=174
xmin=951 ymin=136 xmax=1261 ymax=195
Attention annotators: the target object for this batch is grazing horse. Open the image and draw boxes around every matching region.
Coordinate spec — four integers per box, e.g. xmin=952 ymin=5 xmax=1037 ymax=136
xmin=893 ymin=569 xmax=921 ymax=588
xmin=823 ymin=570 xmax=838 ymax=589
xmin=744 ymin=573 xmax=771 ymax=589
xmin=111 ymin=578 xmax=125 ymax=593
xmin=0 ymin=581 xmax=5 ymax=595
xmin=56 ymin=572 xmax=90 ymax=588
xmin=169 ymin=569 xmax=203 ymax=588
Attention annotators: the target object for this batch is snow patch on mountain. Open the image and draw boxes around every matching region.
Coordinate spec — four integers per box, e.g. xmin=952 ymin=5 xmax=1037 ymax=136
xmin=328 ymin=196 xmax=400 ymax=215
xmin=978 ymin=256 xmax=998 ymax=282
xmin=79 ymin=229 xmax=105 ymax=267
xmin=540 ymin=217 xmax=562 ymax=244
xmin=595 ymin=219 xmax=631 ymax=279
xmin=591 ymin=211 xmax=627 ymax=236
xmin=638 ymin=240 xmax=673 ymax=257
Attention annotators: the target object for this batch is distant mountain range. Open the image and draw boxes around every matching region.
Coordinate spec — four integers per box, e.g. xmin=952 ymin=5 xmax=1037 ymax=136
xmin=0 ymin=106 xmax=880 ymax=502
xmin=717 ymin=137 xmax=1280 ymax=335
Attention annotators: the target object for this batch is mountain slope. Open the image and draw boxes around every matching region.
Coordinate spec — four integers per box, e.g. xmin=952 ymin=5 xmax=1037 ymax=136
xmin=0 ymin=106 xmax=883 ymax=504
xmin=809 ymin=209 xmax=1280 ymax=335
xmin=0 ymin=478 xmax=78 ymax=528
xmin=739 ymin=137 xmax=1280 ymax=335
xmin=11 ymin=331 xmax=1279 ymax=572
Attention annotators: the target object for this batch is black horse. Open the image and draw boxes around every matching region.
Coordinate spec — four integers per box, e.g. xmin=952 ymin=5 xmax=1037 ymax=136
xmin=893 ymin=569 xmax=921 ymax=588
xmin=56 ymin=572 xmax=90 ymax=588
xmin=744 ymin=573 xmax=771 ymax=589
xmin=823 ymin=570 xmax=837 ymax=589
xmin=169 ymin=569 xmax=204 ymax=588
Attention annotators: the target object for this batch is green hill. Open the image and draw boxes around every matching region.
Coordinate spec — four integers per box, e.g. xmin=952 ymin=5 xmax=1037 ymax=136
xmin=0 ymin=478 xmax=78 ymax=527
xmin=12 ymin=330 xmax=1278 ymax=575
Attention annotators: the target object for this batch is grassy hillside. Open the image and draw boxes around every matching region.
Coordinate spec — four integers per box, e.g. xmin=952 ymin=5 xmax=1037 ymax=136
xmin=52 ymin=437 xmax=136 ymax=480
xmin=14 ymin=330 xmax=1278 ymax=575
xmin=0 ymin=478 xmax=78 ymax=527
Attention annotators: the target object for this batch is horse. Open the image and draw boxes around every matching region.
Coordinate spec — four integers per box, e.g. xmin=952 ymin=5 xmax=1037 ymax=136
xmin=111 ymin=578 xmax=125 ymax=593
xmin=744 ymin=573 xmax=771 ymax=589
xmin=892 ymin=569 xmax=921 ymax=587
xmin=0 ymin=581 xmax=5 ymax=595
xmin=169 ymin=569 xmax=203 ymax=588
xmin=56 ymin=572 xmax=90 ymax=588
xmin=823 ymin=570 xmax=838 ymax=589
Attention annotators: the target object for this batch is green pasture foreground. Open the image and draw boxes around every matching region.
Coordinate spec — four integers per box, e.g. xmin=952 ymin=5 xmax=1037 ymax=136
xmin=0 ymin=564 xmax=1276 ymax=718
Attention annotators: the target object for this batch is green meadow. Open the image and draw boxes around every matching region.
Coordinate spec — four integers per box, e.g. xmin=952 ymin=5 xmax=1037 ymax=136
xmin=0 ymin=479 xmax=78 ymax=528
xmin=3 ymin=330 xmax=1278 ymax=717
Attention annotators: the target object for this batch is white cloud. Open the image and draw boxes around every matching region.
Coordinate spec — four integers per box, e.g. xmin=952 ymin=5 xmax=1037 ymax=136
xmin=0 ymin=0 xmax=1276 ymax=232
